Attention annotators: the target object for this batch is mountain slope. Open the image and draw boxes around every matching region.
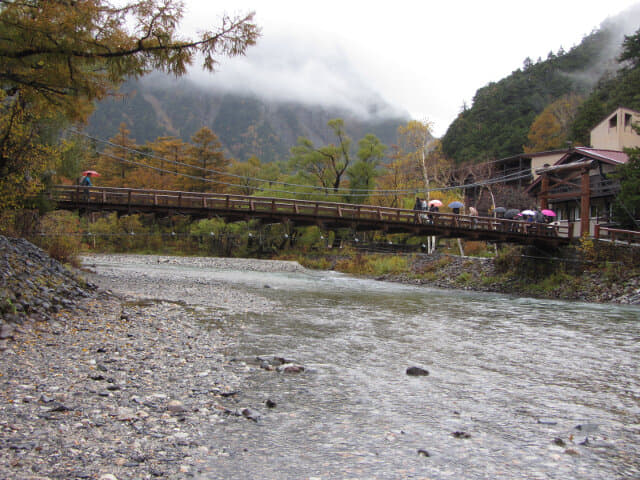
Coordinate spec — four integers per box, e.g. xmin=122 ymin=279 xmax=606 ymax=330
xmin=441 ymin=6 xmax=640 ymax=164
xmin=86 ymin=75 xmax=408 ymax=163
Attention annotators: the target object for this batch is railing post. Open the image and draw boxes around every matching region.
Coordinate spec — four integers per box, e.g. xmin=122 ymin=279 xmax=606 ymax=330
xmin=594 ymin=224 xmax=600 ymax=240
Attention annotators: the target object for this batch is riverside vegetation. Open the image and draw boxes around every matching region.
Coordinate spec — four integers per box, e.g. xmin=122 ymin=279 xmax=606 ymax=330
xmin=3 ymin=209 xmax=639 ymax=306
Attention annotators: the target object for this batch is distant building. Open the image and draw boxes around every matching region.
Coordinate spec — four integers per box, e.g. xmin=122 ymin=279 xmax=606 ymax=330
xmin=590 ymin=106 xmax=640 ymax=151
xmin=480 ymin=107 xmax=640 ymax=187
xmin=526 ymin=148 xmax=628 ymax=237
xmin=468 ymin=107 xmax=638 ymax=236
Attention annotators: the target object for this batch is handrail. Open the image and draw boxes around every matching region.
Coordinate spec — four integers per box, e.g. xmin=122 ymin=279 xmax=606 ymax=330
xmin=594 ymin=225 xmax=640 ymax=245
xmin=49 ymin=185 xmax=570 ymax=241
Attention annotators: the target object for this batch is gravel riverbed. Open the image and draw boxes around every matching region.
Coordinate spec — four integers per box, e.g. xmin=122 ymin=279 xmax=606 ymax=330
xmin=2 ymin=240 xmax=638 ymax=479
xmin=0 ymin=246 xmax=303 ymax=480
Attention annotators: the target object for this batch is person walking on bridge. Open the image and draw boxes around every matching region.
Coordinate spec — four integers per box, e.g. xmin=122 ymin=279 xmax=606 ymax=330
xmin=413 ymin=197 xmax=422 ymax=223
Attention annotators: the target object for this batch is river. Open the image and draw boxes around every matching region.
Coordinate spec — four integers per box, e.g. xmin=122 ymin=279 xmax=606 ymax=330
xmin=87 ymin=256 xmax=640 ymax=479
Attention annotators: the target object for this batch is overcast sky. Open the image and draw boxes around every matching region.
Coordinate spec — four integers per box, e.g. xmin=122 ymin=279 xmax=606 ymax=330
xmin=180 ymin=1 xmax=640 ymax=137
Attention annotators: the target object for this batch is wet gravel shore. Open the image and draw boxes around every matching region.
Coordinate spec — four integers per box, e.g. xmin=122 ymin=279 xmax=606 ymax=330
xmin=0 ymin=245 xmax=301 ymax=480
xmin=2 ymin=239 xmax=638 ymax=479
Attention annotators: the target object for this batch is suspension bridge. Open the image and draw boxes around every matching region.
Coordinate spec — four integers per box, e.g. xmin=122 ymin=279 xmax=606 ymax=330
xmin=48 ymin=185 xmax=576 ymax=248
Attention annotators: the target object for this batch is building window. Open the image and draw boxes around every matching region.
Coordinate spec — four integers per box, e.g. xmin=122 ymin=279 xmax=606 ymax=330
xmin=609 ymin=115 xmax=617 ymax=129
xmin=625 ymin=113 xmax=633 ymax=129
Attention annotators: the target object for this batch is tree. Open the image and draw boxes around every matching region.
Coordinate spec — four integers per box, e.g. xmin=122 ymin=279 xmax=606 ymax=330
xmin=570 ymin=28 xmax=640 ymax=144
xmin=96 ymin=123 xmax=139 ymax=186
xmin=371 ymin=144 xmax=422 ymax=208
xmin=228 ymin=156 xmax=262 ymax=196
xmin=187 ymin=127 xmax=228 ymax=192
xmin=147 ymin=136 xmax=188 ymax=189
xmin=346 ymin=134 xmax=386 ymax=203
xmin=289 ymin=118 xmax=353 ymax=195
xmin=0 ymin=0 xmax=259 ymax=207
xmin=619 ymin=29 xmax=640 ymax=69
xmin=0 ymin=91 xmax=57 ymax=208
xmin=612 ymin=125 xmax=640 ymax=229
xmin=396 ymin=120 xmax=435 ymax=198
xmin=0 ymin=1 xmax=259 ymax=119
xmin=524 ymin=94 xmax=583 ymax=152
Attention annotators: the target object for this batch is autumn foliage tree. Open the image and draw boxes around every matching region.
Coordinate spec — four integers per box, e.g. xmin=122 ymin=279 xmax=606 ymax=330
xmin=187 ymin=127 xmax=229 ymax=192
xmin=396 ymin=120 xmax=437 ymax=199
xmin=524 ymin=94 xmax=583 ymax=152
xmin=95 ymin=123 xmax=139 ymax=186
xmin=0 ymin=0 xmax=260 ymax=208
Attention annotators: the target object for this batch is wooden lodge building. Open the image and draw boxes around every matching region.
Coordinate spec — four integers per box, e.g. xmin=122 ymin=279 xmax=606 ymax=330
xmin=474 ymin=107 xmax=639 ymax=238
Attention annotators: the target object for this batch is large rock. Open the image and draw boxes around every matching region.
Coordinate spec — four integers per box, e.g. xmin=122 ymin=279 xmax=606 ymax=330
xmin=406 ymin=366 xmax=429 ymax=376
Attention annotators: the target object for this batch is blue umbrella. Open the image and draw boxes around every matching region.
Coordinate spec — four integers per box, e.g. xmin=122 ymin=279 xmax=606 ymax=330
xmin=448 ymin=201 xmax=464 ymax=209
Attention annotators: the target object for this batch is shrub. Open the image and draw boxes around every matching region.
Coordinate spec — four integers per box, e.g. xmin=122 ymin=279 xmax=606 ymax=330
xmin=494 ymin=245 xmax=521 ymax=273
xmin=455 ymin=272 xmax=472 ymax=285
xmin=35 ymin=211 xmax=82 ymax=264
xmin=371 ymin=255 xmax=408 ymax=276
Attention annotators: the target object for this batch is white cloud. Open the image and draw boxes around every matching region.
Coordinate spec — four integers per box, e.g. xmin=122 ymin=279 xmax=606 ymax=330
xmin=182 ymin=0 xmax=640 ymax=136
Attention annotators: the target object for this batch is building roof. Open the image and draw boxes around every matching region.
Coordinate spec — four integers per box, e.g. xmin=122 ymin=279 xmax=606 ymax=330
xmin=571 ymin=147 xmax=628 ymax=166
xmin=525 ymin=147 xmax=629 ymax=194
xmin=592 ymin=106 xmax=640 ymax=131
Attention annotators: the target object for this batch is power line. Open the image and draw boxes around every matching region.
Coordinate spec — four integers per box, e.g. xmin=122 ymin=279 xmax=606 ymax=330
xmin=69 ymin=128 xmax=535 ymax=197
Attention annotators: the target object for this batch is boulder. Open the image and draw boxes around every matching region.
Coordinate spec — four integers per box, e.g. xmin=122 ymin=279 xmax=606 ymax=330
xmin=406 ymin=366 xmax=429 ymax=376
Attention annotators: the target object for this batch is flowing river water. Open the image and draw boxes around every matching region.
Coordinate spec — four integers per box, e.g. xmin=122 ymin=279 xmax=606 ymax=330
xmin=87 ymin=256 xmax=640 ymax=479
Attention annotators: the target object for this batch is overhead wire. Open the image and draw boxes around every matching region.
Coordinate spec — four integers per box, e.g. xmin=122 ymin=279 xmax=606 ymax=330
xmin=68 ymin=128 xmax=535 ymax=198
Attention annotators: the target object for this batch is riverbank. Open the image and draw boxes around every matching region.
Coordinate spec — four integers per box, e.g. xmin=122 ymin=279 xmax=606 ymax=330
xmin=374 ymin=251 xmax=640 ymax=305
xmin=0 ymin=241 xmax=299 ymax=479
xmin=2 ymin=239 xmax=639 ymax=479
xmin=290 ymin=246 xmax=640 ymax=305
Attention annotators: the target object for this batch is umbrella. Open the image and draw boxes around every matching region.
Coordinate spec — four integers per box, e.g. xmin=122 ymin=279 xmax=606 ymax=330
xmin=448 ymin=201 xmax=464 ymax=209
xmin=493 ymin=206 xmax=506 ymax=214
xmin=504 ymin=208 xmax=520 ymax=219
xmin=428 ymin=199 xmax=443 ymax=207
xmin=82 ymin=170 xmax=100 ymax=177
xmin=541 ymin=209 xmax=556 ymax=217
xmin=521 ymin=209 xmax=536 ymax=216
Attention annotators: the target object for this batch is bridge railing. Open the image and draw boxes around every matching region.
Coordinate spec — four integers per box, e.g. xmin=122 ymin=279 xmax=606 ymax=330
xmin=594 ymin=225 xmax=640 ymax=245
xmin=50 ymin=185 xmax=570 ymax=240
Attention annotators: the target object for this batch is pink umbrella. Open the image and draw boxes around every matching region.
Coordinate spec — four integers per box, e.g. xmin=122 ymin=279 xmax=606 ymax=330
xmin=428 ymin=199 xmax=443 ymax=207
xmin=541 ymin=209 xmax=556 ymax=217
xmin=82 ymin=170 xmax=101 ymax=177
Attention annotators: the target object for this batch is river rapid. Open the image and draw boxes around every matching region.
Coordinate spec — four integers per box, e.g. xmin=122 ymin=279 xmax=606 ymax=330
xmin=86 ymin=255 xmax=640 ymax=480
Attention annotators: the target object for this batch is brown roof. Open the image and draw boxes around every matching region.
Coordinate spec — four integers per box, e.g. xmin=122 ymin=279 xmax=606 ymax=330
xmin=573 ymin=147 xmax=628 ymax=165
xmin=525 ymin=147 xmax=628 ymax=194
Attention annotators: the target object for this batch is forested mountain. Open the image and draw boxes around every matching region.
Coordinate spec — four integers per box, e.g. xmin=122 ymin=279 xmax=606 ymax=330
xmin=86 ymin=75 xmax=408 ymax=163
xmin=441 ymin=6 xmax=640 ymax=164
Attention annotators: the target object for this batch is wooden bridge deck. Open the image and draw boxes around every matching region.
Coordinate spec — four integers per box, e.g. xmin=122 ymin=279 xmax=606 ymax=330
xmin=50 ymin=186 xmax=571 ymax=247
